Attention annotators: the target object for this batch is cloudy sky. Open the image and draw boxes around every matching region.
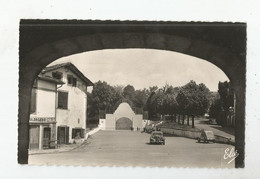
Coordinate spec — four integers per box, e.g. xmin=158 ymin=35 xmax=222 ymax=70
xmin=49 ymin=49 xmax=229 ymax=91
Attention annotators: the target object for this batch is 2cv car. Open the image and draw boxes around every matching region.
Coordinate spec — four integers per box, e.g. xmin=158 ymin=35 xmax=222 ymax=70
xmin=197 ymin=130 xmax=215 ymax=143
xmin=150 ymin=131 xmax=165 ymax=145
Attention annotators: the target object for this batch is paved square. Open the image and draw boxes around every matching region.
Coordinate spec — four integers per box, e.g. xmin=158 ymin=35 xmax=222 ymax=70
xmin=29 ymin=130 xmax=234 ymax=168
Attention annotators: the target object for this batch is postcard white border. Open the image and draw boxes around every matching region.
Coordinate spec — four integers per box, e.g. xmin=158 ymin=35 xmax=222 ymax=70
xmin=0 ymin=0 xmax=260 ymax=178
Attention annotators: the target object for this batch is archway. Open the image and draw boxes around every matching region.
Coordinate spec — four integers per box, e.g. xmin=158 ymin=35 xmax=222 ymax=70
xmin=116 ymin=117 xmax=133 ymax=130
xmin=19 ymin=20 xmax=246 ymax=167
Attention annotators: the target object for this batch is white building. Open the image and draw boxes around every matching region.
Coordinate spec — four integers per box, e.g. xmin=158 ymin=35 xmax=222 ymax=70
xmin=29 ymin=75 xmax=64 ymax=150
xmin=42 ymin=62 xmax=93 ymax=144
xmin=99 ymin=102 xmax=145 ymax=131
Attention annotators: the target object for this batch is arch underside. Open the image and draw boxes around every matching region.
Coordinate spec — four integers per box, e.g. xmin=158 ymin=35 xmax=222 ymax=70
xmin=116 ymin=117 xmax=133 ymax=130
xmin=22 ymin=33 xmax=244 ymax=85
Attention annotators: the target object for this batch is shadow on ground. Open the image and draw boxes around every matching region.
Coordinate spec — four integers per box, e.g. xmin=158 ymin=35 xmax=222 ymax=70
xmin=145 ymin=142 xmax=165 ymax=145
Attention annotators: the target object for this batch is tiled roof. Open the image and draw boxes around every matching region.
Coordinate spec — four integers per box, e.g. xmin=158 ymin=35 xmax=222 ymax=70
xmin=42 ymin=62 xmax=94 ymax=86
xmin=38 ymin=74 xmax=64 ymax=84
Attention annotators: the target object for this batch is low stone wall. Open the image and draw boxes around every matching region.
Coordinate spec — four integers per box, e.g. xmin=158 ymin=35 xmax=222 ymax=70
xmin=161 ymin=127 xmax=235 ymax=145
xmin=161 ymin=127 xmax=201 ymax=139
xmin=85 ymin=126 xmax=101 ymax=140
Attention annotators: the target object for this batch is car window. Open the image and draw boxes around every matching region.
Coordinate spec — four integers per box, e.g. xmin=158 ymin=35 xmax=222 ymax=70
xmin=152 ymin=132 xmax=162 ymax=136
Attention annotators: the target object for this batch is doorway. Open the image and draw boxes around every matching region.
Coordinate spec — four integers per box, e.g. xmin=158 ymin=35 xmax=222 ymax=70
xmin=29 ymin=125 xmax=39 ymax=150
xmin=116 ymin=117 xmax=133 ymax=130
xmin=57 ymin=126 xmax=69 ymax=144
xmin=43 ymin=127 xmax=51 ymax=149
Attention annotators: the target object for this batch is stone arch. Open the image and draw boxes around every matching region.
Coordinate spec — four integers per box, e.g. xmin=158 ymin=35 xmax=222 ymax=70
xmin=19 ymin=24 xmax=245 ymax=167
xmin=116 ymin=117 xmax=133 ymax=130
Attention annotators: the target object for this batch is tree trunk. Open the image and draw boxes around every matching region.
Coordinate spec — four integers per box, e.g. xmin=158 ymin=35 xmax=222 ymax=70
xmin=174 ymin=113 xmax=176 ymax=122
xmin=182 ymin=114 xmax=185 ymax=125
xmin=192 ymin=115 xmax=194 ymax=128
xmin=187 ymin=115 xmax=190 ymax=126
xmin=178 ymin=114 xmax=180 ymax=123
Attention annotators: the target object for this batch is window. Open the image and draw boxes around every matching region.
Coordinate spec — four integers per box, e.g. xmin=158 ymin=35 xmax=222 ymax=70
xmin=57 ymin=91 xmax=68 ymax=109
xmin=30 ymin=88 xmax=37 ymax=113
xmin=52 ymin=71 xmax=63 ymax=80
xmin=72 ymin=128 xmax=84 ymax=139
xmin=67 ymin=75 xmax=77 ymax=87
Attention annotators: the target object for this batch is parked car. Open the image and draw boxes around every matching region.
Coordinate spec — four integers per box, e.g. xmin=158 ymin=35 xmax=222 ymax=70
xmin=144 ymin=124 xmax=156 ymax=133
xmin=197 ymin=130 xmax=215 ymax=143
xmin=144 ymin=121 xmax=164 ymax=133
xmin=150 ymin=131 xmax=165 ymax=145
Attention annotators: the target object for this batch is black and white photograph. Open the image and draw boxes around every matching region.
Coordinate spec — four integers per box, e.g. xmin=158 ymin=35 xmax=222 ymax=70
xmin=19 ymin=20 xmax=246 ymax=168
xmin=1 ymin=1 xmax=260 ymax=178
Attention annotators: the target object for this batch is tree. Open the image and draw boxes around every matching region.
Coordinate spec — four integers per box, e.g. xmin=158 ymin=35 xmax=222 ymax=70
xmin=213 ymin=81 xmax=235 ymax=126
xmin=149 ymin=86 xmax=158 ymax=93
xmin=176 ymin=81 xmax=210 ymax=127
xmin=209 ymin=99 xmax=221 ymax=119
xmin=133 ymin=89 xmax=148 ymax=108
xmin=113 ymin=85 xmax=124 ymax=95
xmin=87 ymin=91 xmax=94 ymax=117
xmin=146 ymin=91 xmax=157 ymax=120
xmin=177 ymin=81 xmax=210 ymax=116
xmin=146 ymin=84 xmax=179 ymax=121
xmin=218 ymin=81 xmax=234 ymax=111
xmin=123 ymin=85 xmax=135 ymax=102
xmin=90 ymin=81 xmax=124 ymax=114
xmin=109 ymin=87 xmax=124 ymax=113
xmin=92 ymin=81 xmax=112 ymax=110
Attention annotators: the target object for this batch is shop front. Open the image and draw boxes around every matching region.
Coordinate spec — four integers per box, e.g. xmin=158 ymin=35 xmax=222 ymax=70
xmin=29 ymin=117 xmax=57 ymax=150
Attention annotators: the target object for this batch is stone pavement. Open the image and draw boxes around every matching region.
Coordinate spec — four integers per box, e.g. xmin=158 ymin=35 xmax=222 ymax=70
xmin=29 ymin=130 xmax=234 ymax=168
xmin=29 ymin=143 xmax=84 ymax=155
xmin=29 ymin=126 xmax=101 ymax=155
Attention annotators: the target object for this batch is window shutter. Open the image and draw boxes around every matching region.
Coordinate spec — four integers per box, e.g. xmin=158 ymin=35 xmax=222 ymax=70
xmin=52 ymin=71 xmax=63 ymax=80
xmin=58 ymin=91 xmax=68 ymax=109
xmin=73 ymin=78 xmax=77 ymax=87
xmin=72 ymin=129 xmax=76 ymax=139
xmin=65 ymin=127 xmax=69 ymax=144
xmin=57 ymin=127 xmax=60 ymax=144
xmin=67 ymin=75 xmax=72 ymax=85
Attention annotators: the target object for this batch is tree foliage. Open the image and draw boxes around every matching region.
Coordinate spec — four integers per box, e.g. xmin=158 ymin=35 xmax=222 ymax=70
xmin=208 ymin=81 xmax=234 ymax=126
xmin=176 ymin=81 xmax=210 ymax=116
xmin=88 ymin=81 xmax=123 ymax=116
xmin=146 ymin=81 xmax=210 ymax=119
xmin=123 ymin=85 xmax=135 ymax=101
xmin=218 ymin=81 xmax=234 ymax=110
xmin=88 ymin=80 xmax=212 ymax=123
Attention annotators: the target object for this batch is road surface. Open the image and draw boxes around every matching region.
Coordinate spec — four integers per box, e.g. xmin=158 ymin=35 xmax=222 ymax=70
xmin=29 ymin=130 xmax=235 ymax=168
xmin=194 ymin=118 xmax=235 ymax=140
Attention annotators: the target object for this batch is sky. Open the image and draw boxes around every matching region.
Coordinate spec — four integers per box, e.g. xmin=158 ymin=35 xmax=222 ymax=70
xmin=49 ymin=49 xmax=229 ymax=92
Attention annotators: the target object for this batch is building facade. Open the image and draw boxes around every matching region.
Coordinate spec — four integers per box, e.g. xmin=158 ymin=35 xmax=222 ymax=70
xmin=42 ymin=62 xmax=93 ymax=144
xmin=29 ymin=75 xmax=63 ymax=150
xmin=99 ymin=102 xmax=144 ymax=131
